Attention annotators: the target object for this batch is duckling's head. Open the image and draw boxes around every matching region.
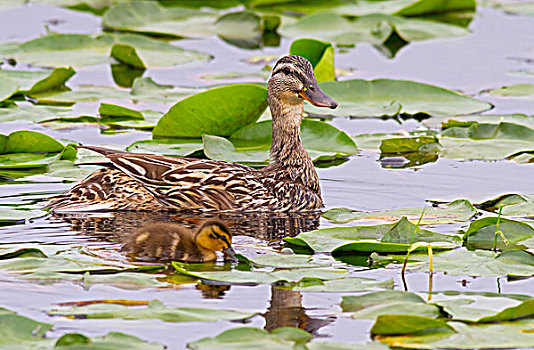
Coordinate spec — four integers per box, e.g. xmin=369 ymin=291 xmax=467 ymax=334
xmin=268 ymin=55 xmax=338 ymax=110
xmin=195 ymin=220 xmax=236 ymax=260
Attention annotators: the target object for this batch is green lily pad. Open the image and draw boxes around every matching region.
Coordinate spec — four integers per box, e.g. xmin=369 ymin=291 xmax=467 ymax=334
xmin=463 ymin=217 xmax=534 ymax=251
xmin=408 ymin=249 xmax=534 ymax=277
xmin=371 ymin=314 xmax=455 ymax=336
xmin=487 ymin=83 xmax=534 ymax=98
xmin=375 ymin=320 xmax=534 ymax=349
xmin=284 ymin=217 xmax=461 ymax=254
xmin=0 ymin=32 xmax=210 ymax=68
xmin=290 ymin=277 xmax=394 ymax=292
xmin=323 ymin=199 xmax=476 ymax=225
xmin=2 ymin=130 xmax=64 ymax=154
xmin=103 ymin=1 xmax=217 ymax=38
xmin=173 ymin=262 xmax=349 ymax=285
xmin=0 ymin=67 xmax=75 ymax=102
xmin=153 ymin=84 xmax=268 ymax=138
xmin=289 ymin=38 xmax=335 ymax=82
xmin=188 ymin=327 xmax=312 ymax=350
xmin=477 ymin=193 xmax=534 ymax=217
xmin=204 ymin=119 xmax=357 ymax=164
xmin=214 ymin=11 xmax=264 ymax=49
xmin=342 ymin=290 xmax=442 ymax=320
xmin=110 ymin=43 xmax=146 ymax=69
xmin=0 ymin=307 xmax=164 ymax=349
xmin=127 ymin=138 xmax=203 ymax=156
xmin=305 ymin=79 xmax=491 ymax=118
xmin=279 ymin=12 xmax=469 ymax=49
xmin=435 ymin=296 xmax=534 ymax=323
xmin=0 ymin=207 xmax=47 ymax=223
xmin=48 ymin=299 xmax=255 ymax=322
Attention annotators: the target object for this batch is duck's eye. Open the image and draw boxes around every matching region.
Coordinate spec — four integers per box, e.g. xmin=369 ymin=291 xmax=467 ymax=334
xmin=309 ymin=85 xmax=315 ymax=91
xmin=209 ymin=234 xmax=216 ymax=239
xmin=282 ymin=67 xmax=291 ymax=75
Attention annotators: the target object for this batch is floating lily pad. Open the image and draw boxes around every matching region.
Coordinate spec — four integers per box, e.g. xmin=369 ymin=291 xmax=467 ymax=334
xmin=374 ymin=319 xmax=534 ymax=349
xmin=289 ymin=38 xmax=335 ymax=82
xmin=48 ymin=299 xmax=255 ymax=322
xmin=323 ymin=199 xmax=476 ymax=225
xmin=305 ymin=79 xmax=491 ymax=118
xmin=189 ymin=327 xmax=312 ymax=350
xmin=0 ymin=307 xmax=164 ymax=349
xmin=279 ymin=12 xmax=469 ymax=50
xmin=173 ymin=262 xmax=349 ymax=285
xmin=127 ymin=138 xmax=203 ymax=156
xmin=204 ymin=119 xmax=357 ymax=164
xmin=0 ymin=67 xmax=75 ymax=102
xmin=285 ymin=217 xmax=461 ymax=254
xmin=487 ymin=83 xmax=534 ymax=98
xmin=408 ymin=249 xmax=534 ymax=277
xmin=153 ymin=84 xmax=268 ymax=138
xmin=0 ymin=32 xmax=210 ymax=68
xmin=463 ymin=217 xmax=534 ymax=251
xmin=290 ymin=277 xmax=394 ymax=292
xmin=103 ymin=1 xmax=218 ymax=38
xmin=342 ymin=290 xmax=442 ymax=320
xmin=477 ymin=193 xmax=534 ymax=217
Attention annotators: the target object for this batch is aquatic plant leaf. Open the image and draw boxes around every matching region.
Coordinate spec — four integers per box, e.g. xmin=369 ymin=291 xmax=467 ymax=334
xmin=371 ymin=314 xmax=455 ymax=335
xmin=0 ymin=32 xmax=210 ymax=68
xmin=307 ymin=342 xmax=390 ymax=350
xmin=110 ymin=44 xmax=146 ymax=69
xmin=290 ymin=277 xmax=394 ymax=292
xmin=305 ymin=79 xmax=490 ymax=117
xmin=284 ymin=217 xmax=460 ymax=253
xmin=48 ymin=299 xmax=255 ymax=322
xmin=484 ymin=1 xmax=534 ymax=17
xmin=434 ymin=295 xmax=534 ymax=323
xmin=154 ymin=84 xmax=268 ymax=138
xmin=477 ymin=193 xmax=534 ymax=217
xmin=408 ymin=249 xmax=534 ymax=277
xmin=342 ymin=290 xmax=441 ymax=319
xmin=374 ymin=320 xmax=534 ymax=349
xmin=487 ymin=83 xmax=534 ymax=98
xmin=0 ymin=207 xmax=47 ymax=223
xmin=214 ymin=11 xmax=263 ymax=49
xmin=242 ymin=254 xmax=328 ymax=268
xmin=188 ymin=326 xmax=312 ymax=350
xmin=204 ymin=119 xmax=357 ymax=164
xmin=0 ymin=67 xmax=75 ymax=102
xmin=127 ymin=139 xmax=203 ymax=156
xmin=103 ymin=1 xmax=217 ymax=38
xmin=323 ymin=199 xmax=476 ymax=224
xmin=0 ymin=307 xmax=164 ymax=349
xmin=463 ymin=217 xmax=534 ymax=251
xmin=2 ymin=130 xmax=64 ymax=154
xmin=0 ymin=313 xmax=52 ymax=345
xmin=173 ymin=262 xmax=349 ymax=285
xmin=279 ymin=12 xmax=469 ymax=49
xmin=289 ymin=38 xmax=335 ymax=82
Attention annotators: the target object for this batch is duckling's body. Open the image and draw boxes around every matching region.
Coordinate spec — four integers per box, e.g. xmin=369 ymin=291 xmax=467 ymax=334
xmin=122 ymin=220 xmax=234 ymax=263
xmin=47 ymin=56 xmax=338 ymax=213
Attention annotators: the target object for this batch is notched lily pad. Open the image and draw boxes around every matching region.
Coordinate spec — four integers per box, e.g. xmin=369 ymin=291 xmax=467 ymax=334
xmin=289 ymin=38 xmax=335 ymax=82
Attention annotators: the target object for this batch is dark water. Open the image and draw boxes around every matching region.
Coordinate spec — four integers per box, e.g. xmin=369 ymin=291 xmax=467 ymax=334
xmin=1 ymin=3 xmax=534 ymax=349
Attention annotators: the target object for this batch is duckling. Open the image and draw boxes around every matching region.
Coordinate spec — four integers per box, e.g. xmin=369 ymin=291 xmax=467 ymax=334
xmin=47 ymin=55 xmax=338 ymax=213
xmin=122 ymin=220 xmax=236 ymax=263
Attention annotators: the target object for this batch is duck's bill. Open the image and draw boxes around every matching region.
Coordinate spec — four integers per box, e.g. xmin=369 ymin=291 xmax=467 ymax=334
xmin=299 ymin=85 xmax=338 ymax=109
xmin=223 ymin=246 xmax=237 ymax=261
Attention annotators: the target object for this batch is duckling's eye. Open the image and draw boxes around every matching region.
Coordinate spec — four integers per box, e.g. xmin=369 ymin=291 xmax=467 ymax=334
xmin=209 ymin=234 xmax=216 ymax=239
xmin=309 ymin=85 xmax=316 ymax=91
xmin=282 ymin=67 xmax=291 ymax=75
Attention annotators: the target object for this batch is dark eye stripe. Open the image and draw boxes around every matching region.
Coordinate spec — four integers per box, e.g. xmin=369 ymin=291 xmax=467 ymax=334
xmin=272 ymin=68 xmax=306 ymax=82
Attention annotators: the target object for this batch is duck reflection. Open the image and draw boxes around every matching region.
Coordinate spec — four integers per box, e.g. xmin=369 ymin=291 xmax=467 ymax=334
xmin=264 ymin=286 xmax=333 ymax=335
xmin=49 ymin=210 xmax=320 ymax=242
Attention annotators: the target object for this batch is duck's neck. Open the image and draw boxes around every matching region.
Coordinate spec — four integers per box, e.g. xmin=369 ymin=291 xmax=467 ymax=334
xmin=268 ymin=95 xmax=309 ymax=166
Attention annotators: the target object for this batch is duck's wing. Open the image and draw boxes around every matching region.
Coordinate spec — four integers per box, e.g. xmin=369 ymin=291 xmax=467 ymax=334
xmin=83 ymin=146 xmax=264 ymax=211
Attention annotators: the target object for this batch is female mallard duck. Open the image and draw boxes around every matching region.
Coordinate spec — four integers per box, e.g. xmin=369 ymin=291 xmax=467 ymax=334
xmin=48 ymin=56 xmax=338 ymax=213
xmin=122 ymin=220 xmax=235 ymax=262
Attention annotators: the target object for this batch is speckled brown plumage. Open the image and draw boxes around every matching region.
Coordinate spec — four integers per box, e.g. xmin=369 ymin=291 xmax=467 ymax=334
xmin=47 ymin=56 xmax=338 ymax=213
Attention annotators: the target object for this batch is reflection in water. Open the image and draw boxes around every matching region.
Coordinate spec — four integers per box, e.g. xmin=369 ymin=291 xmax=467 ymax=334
xmin=264 ymin=286 xmax=333 ymax=335
xmin=50 ymin=210 xmax=320 ymax=242
xmin=195 ymin=282 xmax=231 ymax=299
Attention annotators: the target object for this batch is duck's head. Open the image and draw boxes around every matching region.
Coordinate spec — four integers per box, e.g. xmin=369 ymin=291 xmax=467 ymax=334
xmin=268 ymin=55 xmax=338 ymax=110
xmin=195 ymin=220 xmax=236 ymax=260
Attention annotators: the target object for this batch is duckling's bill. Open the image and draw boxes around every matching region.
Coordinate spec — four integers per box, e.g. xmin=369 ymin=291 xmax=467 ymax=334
xmin=223 ymin=246 xmax=237 ymax=261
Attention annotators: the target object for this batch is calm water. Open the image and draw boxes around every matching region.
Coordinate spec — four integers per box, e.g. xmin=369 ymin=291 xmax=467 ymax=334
xmin=1 ymin=4 xmax=534 ymax=349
